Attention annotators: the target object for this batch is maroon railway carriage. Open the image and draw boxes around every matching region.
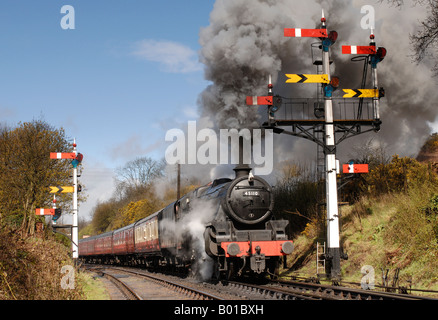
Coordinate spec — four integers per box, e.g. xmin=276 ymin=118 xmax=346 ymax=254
xmin=112 ymin=223 xmax=135 ymax=255
xmin=94 ymin=231 xmax=113 ymax=256
xmin=78 ymin=231 xmax=113 ymax=263
xmin=78 ymin=236 xmax=95 ymax=257
xmin=134 ymin=212 xmax=160 ymax=255
xmin=111 ymin=223 xmax=135 ymax=264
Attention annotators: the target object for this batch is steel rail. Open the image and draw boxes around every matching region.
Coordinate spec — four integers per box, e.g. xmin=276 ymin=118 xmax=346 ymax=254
xmin=273 ymin=279 xmax=438 ymax=301
xmin=227 ymin=281 xmax=321 ymax=300
xmin=97 ymin=269 xmax=143 ymax=300
xmin=111 ymin=267 xmax=225 ymax=300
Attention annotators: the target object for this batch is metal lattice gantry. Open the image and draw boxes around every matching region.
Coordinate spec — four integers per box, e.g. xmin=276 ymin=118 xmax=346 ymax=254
xmin=246 ymin=10 xmax=386 ymax=279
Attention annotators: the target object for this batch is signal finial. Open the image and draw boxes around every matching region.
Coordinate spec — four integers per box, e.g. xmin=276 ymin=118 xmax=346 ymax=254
xmin=321 ymin=9 xmax=326 ymax=27
xmin=370 ymin=28 xmax=375 ymax=45
xmin=268 ymin=74 xmax=273 ymax=94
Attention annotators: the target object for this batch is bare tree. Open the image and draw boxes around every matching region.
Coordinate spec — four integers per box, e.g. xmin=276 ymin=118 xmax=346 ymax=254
xmin=114 ymin=157 xmax=165 ymax=201
xmin=348 ymin=138 xmax=391 ymax=170
xmin=385 ymin=0 xmax=438 ymax=75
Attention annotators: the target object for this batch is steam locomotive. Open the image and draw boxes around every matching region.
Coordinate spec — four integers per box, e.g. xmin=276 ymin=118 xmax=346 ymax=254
xmin=79 ymin=166 xmax=293 ymax=280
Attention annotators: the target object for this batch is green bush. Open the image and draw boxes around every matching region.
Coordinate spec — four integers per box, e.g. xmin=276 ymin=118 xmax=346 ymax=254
xmin=363 ymin=155 xmax=438 ymax=196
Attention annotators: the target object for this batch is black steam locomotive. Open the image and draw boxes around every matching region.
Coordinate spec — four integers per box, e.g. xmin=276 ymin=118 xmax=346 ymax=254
xmin=79 ymin=165 xmax=293 ymax=280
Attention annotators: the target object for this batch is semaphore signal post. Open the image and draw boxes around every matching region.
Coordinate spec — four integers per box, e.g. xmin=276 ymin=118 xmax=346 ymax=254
xmin=246 ymin=11 xmax=386 ymax=280
xmin=43 ymin=138 xmax=83 ymax=260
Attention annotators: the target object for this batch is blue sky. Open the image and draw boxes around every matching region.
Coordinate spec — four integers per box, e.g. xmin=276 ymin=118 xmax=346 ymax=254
xmin=0 ymin=1 xmax=215 ymax=219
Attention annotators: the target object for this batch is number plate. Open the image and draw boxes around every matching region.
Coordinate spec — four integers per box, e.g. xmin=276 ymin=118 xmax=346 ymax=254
xmin=243 ymin=191 xmax=260 ymax=196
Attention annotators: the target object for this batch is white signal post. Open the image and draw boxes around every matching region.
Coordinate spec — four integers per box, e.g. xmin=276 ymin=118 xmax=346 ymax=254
xmin=72 ymin=139 xmax=79 ymax=260
xmin=280 ymin=9 xmax=342 ymax=279
xmin=320 ymin=11 xmax=342 ymax=280
xmin=50 ymin=138 xmax=82 ymax=261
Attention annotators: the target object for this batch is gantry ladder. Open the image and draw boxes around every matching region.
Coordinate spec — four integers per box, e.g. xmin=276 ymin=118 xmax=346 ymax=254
xmin=316 ymin=241 xmax=326 ymax=276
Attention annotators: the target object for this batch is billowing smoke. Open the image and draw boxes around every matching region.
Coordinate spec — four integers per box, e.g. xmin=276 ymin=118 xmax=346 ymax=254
xmin=329 ymin=0 xmax=438 ymax=159
xmin=198 ymin=0 xmax=319 ymax=130
xmin=195 ymin=0 xmax=438 ymax=178
xmin=196 ymin=0 xmax=322 ymax=180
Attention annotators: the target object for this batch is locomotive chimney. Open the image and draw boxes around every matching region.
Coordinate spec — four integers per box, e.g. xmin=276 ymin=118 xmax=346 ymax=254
xmin=233 ymin=135 xmax=252 ymax=179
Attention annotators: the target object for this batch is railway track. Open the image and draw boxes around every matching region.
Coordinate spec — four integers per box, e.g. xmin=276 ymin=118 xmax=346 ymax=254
xmin=266 ymin=278 xmax=438 ymax=300
xmin=85 ymin=265 xmax=437 ymax=301
xmin=224 ymin=278 xmax=438 ymax=300
xmin=84 ymin=265 xmax=225 ymax=300
xmin=96 ymin=268 xmax=143 ymax=300
xmin=224 ymin=281 xmax=321 ymax=300
xmin=204 ymin=278 xmax=438 ymax=300
xmin=276 ymin=279 xmax=437 ymax=300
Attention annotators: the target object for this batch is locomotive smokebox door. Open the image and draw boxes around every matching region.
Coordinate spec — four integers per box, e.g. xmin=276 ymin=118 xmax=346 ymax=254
xmin=226 ymin=176 xmax=274 ymax=225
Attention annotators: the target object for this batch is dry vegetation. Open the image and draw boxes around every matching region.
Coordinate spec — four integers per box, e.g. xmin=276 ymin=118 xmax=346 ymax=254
xmin=284 ymin=189 xmax=438 ymax=294
xmin=0 ymin=120 xmax=86 ymax=300
xmin=282 ymin=141 xmax=438 ymax=294
xmin=0 ymin=224 xmax=84 ymax=300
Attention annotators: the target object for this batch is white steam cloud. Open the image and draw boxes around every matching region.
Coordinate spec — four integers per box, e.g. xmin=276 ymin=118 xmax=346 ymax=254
xmin=132 ymin=39 xmax=202 ymax=73
xmin=160 ymin=197 xmax=217 ymax=280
